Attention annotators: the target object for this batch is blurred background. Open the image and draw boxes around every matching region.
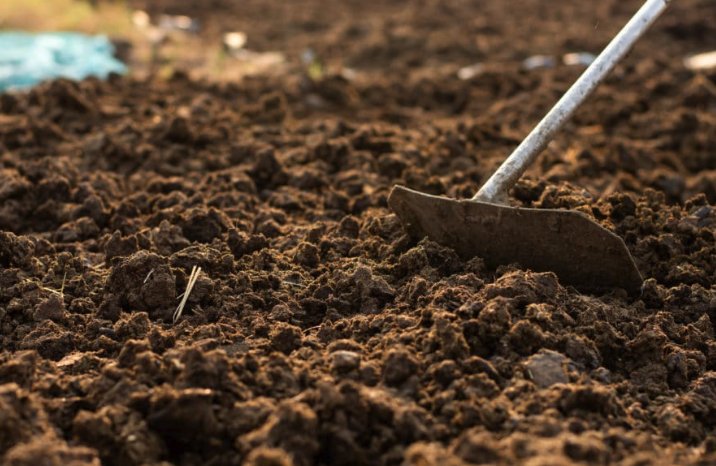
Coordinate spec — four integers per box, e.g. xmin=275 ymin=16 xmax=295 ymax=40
xmin=1 ymin=0 xmax=714 ymax=84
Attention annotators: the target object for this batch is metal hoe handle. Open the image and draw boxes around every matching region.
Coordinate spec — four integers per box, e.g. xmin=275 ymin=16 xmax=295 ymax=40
xmin=474 ymin=0 xmax=674 ymax=205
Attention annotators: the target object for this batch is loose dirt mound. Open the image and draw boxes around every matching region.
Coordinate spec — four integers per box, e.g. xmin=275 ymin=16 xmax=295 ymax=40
xmin=1 ymin=0 xmax=716 ymax=464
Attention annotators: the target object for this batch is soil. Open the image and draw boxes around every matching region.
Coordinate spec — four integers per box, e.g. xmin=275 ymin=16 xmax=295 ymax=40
xmin=2 ymin=0 xmax=716 ymax=464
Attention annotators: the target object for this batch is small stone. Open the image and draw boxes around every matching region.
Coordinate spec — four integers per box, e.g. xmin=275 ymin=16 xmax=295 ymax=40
xmin=523 ymin=350 xmax=569 ymax=388
xmin=684 ymin=51 xmax=716 ymax=71
xmin=522 ymin=55 xmax=555 ymax=70
xmin=457 ymin=63 xmax=485 ymax=80
xmin=563 ymin=52 xmax=597 ymax=66
xmin=331 ymin=350 xmax=360 ymax=373
xmin=591 ymin=367 xmax=612 ymax=385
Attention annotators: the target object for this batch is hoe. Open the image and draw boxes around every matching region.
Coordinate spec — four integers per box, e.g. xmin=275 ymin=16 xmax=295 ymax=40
xmin=389 ymin=0 xmax=674 ymax=295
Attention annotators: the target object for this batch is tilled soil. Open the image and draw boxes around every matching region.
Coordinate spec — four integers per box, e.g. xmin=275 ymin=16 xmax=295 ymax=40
xmin=2 ymin=0 xmax=716 ymax=465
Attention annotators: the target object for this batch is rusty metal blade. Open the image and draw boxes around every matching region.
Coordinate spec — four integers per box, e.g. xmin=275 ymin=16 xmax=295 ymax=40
xmin=389 ymin=185 xmax=643 ymax=295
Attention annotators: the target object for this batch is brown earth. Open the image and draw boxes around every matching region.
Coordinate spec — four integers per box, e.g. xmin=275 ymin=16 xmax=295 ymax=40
xmin=2 ymin=0 xmax=716 ymax=464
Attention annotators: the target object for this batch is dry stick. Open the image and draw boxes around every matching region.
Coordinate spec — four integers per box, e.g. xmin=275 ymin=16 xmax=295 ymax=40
xmin=40 ymin=267 xmax=70 ymax=296
xmin=59 ymin=267 xmax=68 ymax=296
xmin=173 ymin=266 xmax=201 ymax=323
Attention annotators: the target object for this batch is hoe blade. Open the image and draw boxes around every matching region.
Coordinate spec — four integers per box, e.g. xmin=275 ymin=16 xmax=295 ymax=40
xmin=389 ymin=185 xmax=643 ymax=295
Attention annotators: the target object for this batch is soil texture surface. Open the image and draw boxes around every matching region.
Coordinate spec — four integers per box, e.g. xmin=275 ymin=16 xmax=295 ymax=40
xmin=2 ymin=0 xmax=716 ymax=465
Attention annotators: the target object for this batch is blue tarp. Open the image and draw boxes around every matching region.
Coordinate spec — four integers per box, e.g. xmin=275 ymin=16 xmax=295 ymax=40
xmin=0 ymin=32 xmax=127 ymax=92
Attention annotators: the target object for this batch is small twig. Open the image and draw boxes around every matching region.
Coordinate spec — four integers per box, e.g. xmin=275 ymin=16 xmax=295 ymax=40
xmin=26 ymin=278 xmax=62 ymax=296
xmin=40 ymin=286 xmax=62 ymax=296
xmin=281 ymin=279 xmax=305 ymax=288
xmin=173 ymin=266 xmax=201 ymax=324
xmin=144 ymin=268 xmax=155 ymax=284
xmin=59 ymin=266 xmax=69 ymax=297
